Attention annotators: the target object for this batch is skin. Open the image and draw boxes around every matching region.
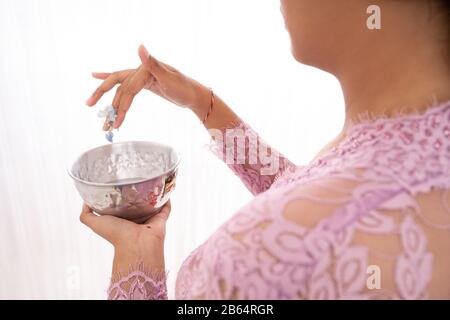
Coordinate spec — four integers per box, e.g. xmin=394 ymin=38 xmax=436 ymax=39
xmin=280 ymin=0 xmax=450 ymax=155
xmin=81 ymin=0 xmax=450 ymax=278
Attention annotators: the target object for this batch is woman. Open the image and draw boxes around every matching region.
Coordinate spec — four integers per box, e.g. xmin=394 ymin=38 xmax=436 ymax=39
xmin=81 ymin=0 xmax=450 ymax=299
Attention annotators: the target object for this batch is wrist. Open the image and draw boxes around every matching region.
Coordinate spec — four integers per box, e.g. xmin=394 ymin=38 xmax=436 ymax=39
xmin=113 ymin=241 xmax=165 ymax=276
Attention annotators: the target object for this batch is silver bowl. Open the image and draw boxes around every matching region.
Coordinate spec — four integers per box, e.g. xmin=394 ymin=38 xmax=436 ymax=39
xmin=68 ymin=141 xmax=180 ymax=223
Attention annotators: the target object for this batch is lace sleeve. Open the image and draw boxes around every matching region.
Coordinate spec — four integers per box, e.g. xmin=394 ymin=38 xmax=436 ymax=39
xmin=206 ymin=119 xmax=296 ymax=195
xmin=107 ymin=265 xmax=168 ymax=300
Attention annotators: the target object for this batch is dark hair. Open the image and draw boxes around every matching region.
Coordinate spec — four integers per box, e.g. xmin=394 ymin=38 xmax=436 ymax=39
xmin=440 ymin=1 xmax=449 ymax=61
xmin=430 ymin=0 xmax=450 ymax=62
xmin=437 ymin=1 xmax=450 ymax=28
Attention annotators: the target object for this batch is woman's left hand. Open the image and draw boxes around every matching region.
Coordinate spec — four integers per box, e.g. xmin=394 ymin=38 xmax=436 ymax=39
xmin=80 ymin=201 xmax=171 ymax=275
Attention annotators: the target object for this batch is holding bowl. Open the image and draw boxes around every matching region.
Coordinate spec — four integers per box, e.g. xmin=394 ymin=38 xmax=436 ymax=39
xmin=69 ymin=141 xmax=180 ymax=223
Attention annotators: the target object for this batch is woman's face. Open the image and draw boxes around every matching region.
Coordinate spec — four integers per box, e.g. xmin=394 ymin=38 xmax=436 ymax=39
xmin=279 ymin=0 xmax=370 ymax=71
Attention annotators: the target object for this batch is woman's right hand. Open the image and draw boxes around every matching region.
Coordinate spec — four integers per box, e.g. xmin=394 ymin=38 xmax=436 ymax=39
xmin=86 ymin=44 xmax=210 ymax=129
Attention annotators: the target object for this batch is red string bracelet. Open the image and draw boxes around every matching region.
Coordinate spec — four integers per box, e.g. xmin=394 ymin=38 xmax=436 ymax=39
xmin=202 ymin=88 xmax=215 ymax=124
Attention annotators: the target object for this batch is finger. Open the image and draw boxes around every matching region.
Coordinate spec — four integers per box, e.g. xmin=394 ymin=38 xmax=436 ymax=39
xmin=159 ymin=200 xmax=171 ymax=220
xmin=81 ymin=204 xmax=93 ymax=214
xmin=79 ymin=204 xmax=98 ymax=229
xmin=113 ymin=69 xmax=145 ymax=129
xmin=86 ymin=75 xmax=121 ymax=107
xmin=144 ymin=201 xmax=171 ymax=225
xmin=114 ymin=93 xmax=135 ymax=129
xmin=106 ymin=91 xmax=122 ymax=130
xmin=114 ymin=109 xmax=126 ymax=129
xmin=92 ymin=72 xmax=111 ymax=80
xmin=79 ymin=204 xmax=121 ymax=243
xmin=138 ymin=44 xmax=164 ymax=79
xmin=93 ymin=70 xmax=133 ymax=81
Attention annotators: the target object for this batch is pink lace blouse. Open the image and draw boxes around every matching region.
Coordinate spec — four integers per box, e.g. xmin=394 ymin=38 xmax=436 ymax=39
xmin=108 ymin=101 xmax=450 ymax=300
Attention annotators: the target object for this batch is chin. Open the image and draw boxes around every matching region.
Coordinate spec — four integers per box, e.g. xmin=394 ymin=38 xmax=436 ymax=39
xmin=290 ymin=41 xmax=334 ymax=74
xmin=290 ymin=46 xmax=302 ymax=63
xmin=290 ymin=43 xmax=310 ymax=65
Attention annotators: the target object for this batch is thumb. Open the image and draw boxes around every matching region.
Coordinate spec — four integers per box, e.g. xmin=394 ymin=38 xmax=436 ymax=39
xmin=138 ymin=44 xmax=164 ymax=78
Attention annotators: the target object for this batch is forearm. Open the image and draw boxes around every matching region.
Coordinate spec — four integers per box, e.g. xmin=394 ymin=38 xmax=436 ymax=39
xmin=190 ymin=85 xmax=296 ymax=195
xmin=189 ymin=84 xmax=240 ymax=131
xmin=112 ymin=242 xmax=165 ymax=277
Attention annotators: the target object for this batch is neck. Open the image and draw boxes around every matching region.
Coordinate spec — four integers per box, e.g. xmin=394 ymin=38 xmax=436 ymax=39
xmin=338 ymin=49 xmax=450 ymax=129
xmin=315 ymin=52 xmax=449 ymax=159
xmin=335 ymin=3 xmax=450 ymax=129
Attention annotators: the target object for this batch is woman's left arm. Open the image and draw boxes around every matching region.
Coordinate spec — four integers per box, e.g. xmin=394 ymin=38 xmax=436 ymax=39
xmin=80 ymin=202 xmax=171 ymax=300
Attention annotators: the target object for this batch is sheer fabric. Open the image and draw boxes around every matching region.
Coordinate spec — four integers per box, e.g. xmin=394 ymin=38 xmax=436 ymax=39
xmin=108 ymin=266 xmax=168 ymax=300
xmin=108 ymin=101 xmax=450 ymax=300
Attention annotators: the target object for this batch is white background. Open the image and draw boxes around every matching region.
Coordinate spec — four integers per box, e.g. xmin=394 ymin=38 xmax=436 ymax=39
xmin=0 ymin=0 xmax=344 ymax=299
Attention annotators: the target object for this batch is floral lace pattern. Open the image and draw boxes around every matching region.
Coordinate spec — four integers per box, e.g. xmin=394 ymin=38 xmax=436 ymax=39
xmin=108 ymin=100 xmax=450 ymax=300
xmin=108 ymin=268 xmax=168 ymax=300
xmin=206 ymin=119 xmax=296 ymax=195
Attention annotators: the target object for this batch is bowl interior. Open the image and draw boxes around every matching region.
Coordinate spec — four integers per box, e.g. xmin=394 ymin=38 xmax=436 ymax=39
xmin=70 ymin=141 xmax=179 ymax=186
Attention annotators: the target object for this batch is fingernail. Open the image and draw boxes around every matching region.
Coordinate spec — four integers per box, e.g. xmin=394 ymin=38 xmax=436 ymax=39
xmin=86 ymin=97 xmax=94 ymax=106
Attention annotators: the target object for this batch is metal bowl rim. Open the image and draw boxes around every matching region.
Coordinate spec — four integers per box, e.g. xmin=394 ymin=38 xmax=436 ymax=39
xmin=67 ymin=140 xmax=180 ymax=187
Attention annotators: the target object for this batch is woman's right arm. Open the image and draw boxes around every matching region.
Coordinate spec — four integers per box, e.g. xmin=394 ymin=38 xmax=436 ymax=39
xmin=86 ymin=45 xmax=295 ymax=195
